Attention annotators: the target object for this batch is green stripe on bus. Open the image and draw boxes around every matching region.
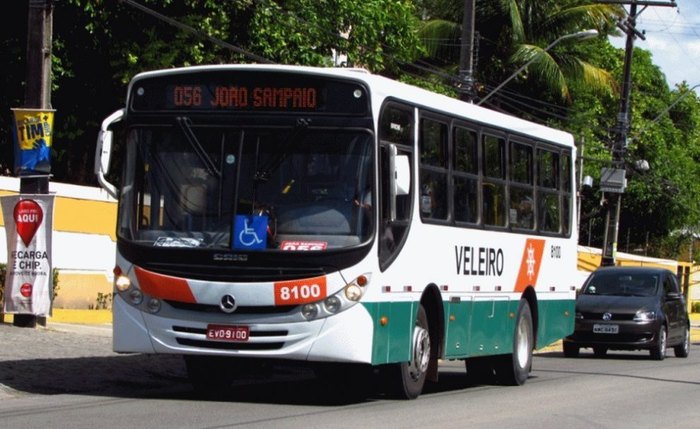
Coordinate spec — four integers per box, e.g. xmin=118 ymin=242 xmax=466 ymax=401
xmin=534 ymin=299 xmax=576 ymax=349
xmin=363 ymin=301 xmax=416 ymax=365
xmin=364 ymin=298 xmax=574 ymax=364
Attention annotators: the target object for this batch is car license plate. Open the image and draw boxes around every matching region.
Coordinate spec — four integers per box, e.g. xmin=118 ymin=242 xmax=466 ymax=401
xmin=206 ymin=324 xmax=250 ymax=342
xmin=593 ymin=324 xmax=619 ymax=334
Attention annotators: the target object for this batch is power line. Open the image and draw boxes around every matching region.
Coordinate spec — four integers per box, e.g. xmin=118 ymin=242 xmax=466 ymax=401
xmin=118 ymin=0 xmax=274 ymax=64
xmin=118 ymin=0 xmax=591 ymax=127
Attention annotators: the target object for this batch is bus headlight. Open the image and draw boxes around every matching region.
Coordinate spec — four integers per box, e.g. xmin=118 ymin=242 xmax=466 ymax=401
xmin=343 ymin=274 xmax=369 ymax=301
xmin=128 ymin=288 xmax=143 ymax=305
xmin=324 ymin=296 xmax=341 ymax=313
xmin=300 ymin=273 xmax=371 ymax=321
xmin=345 ymin=284 xmax=363 ymax=301
xmin=115 ymin=274 xmax=131 ymax=292
xmin=146 ymin=297 xmax=161 ymax=313
xmin=302 ymin=303 xmax=319 ymax=319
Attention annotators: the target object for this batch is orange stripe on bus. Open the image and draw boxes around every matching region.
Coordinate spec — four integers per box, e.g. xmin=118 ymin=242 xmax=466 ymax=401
xmin=134 ymin=266 xmax=197 ymax=303
xmin=514 ymin=239 xmax=545 ymax=292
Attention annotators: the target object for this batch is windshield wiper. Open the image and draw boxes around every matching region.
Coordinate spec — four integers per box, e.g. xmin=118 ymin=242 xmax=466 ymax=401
xmin=176 ymin=116 xmax=220 ymax=178
xmin=253 ymin=118 xmax=310 ymax=182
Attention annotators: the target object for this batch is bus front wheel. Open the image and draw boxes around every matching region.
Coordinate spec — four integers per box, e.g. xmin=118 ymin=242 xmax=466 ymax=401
xmin=383 ymin=304 xmax=431 ymax=399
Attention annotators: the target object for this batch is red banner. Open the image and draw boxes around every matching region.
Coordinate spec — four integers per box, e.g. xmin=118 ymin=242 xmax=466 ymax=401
xmin=1 ymin=195 xmax=54 ymax=316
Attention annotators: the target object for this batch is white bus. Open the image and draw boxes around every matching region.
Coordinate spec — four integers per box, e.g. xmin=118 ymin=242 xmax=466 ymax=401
xmin=96 ymin=64 xmax=578 ymax=399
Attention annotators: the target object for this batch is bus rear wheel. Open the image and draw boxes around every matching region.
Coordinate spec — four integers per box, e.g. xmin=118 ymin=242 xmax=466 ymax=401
xmin=383 ymin=304 xmax=431 ymax=399
xmin=494 ymin=299 xmax=533 ymax=386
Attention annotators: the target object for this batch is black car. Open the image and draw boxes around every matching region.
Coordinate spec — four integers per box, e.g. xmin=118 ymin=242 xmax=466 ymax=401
xmin=563 ymin=266 xmax=690 ymax=360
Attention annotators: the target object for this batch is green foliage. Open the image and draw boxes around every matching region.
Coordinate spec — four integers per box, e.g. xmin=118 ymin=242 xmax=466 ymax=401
xmin=249 ymin=0 xmax=423 ymax=73
xmin=94 ymin=292 xmax=112 ymax=310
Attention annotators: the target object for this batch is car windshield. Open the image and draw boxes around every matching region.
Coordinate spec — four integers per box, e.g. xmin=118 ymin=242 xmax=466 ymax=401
xmin=118 ymin=124 xmax=374 ymax=251
xmin=582 ymin=272 xmax=659 ymax=297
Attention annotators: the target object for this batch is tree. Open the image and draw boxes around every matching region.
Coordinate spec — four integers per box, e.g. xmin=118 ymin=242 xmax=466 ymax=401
xmin=249 ymin=0 xmax=423 ymax=74
xmin=1 ymin=0 xmax=423 ymax=186
xmin=415 ymin=0 xmax=624 ymax=113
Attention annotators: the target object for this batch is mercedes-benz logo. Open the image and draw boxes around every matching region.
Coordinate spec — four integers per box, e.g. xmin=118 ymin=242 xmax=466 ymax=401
xmin=602 ymin=312 xmax=612 ymax=321
xmin=219 ymin=294 xmax=238 ymax=313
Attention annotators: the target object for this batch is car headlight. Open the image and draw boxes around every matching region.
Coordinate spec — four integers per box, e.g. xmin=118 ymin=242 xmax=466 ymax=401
xmin=634 ymin=310 xmax=656 ymax=322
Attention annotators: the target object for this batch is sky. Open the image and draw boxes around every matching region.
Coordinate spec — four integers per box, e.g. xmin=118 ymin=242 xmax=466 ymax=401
xmin=609 ymin=0 xmax=700 ymax=90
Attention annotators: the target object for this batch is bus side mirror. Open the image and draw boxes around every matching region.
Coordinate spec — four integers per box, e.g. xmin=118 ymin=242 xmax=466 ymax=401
xmin=394 ymin=154 xmax=410 ymax=196
xmin=95 ymin=129 xmax=113 ymax=176
xmin=389 ymin=144 xmax=410 ymax=221
xmin=95 ymin=109 xmax=125 ymax=199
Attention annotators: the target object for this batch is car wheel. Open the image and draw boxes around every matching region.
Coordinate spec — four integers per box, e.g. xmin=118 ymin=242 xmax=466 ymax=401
xmin=650 ymin=325 xmax=667 ymax=361
xmin=673 ymin=325 xmax=690 ymax=358
xmin=563 ymin=342 xmax=579 ymax=358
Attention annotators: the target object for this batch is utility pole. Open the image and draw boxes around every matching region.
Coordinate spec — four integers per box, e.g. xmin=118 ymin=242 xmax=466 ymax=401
xmin=597 ymin=0 xmax=676 ymax=266
xmin=458 ymin=0 xmax=476 ymax=102
xmin=14 ymin=0 xmax=53 ymax=327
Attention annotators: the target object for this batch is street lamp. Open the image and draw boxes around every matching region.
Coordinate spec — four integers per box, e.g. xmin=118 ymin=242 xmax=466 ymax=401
xmin=477 ymin=29 xmax=599 ymax=106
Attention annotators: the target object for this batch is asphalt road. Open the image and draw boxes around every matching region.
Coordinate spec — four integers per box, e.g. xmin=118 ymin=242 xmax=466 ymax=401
xmin=1 ymin=322 xmax=699 ymax=428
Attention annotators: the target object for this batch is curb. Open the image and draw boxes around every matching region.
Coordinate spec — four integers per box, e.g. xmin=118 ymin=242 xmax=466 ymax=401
xmin=0 ymin=309 xmax=112 ymax=325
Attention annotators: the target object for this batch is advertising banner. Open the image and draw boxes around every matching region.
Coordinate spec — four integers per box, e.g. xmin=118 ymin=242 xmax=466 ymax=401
xmin=11 ymin=108 xmax=54 ymax=174
xmin=1 ymin=195 xmax=55 ymax=316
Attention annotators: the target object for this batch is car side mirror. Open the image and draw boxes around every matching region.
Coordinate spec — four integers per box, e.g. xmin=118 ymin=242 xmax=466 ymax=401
xmin=666 ymin=292 xmax=682 ymax=301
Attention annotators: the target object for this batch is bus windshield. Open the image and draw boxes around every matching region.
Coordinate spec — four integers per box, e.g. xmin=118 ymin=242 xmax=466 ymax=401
xmin=119 ymin=122 xmax=374 ymax=251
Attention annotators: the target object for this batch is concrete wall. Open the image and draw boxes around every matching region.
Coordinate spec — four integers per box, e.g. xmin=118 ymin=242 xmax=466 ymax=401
xmin=0 ymin=176 xmax=117 ymax=309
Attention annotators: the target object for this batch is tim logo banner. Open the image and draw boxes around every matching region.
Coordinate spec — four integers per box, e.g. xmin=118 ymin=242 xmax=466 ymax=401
xmin=1 ymin=195 xmax=55 ymax=316
xmin=11 ymin=108 xmax=54 ymax=175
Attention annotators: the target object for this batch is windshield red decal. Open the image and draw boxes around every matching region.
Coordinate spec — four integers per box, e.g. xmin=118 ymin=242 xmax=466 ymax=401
xmin=514 ymin=239 xmax=545 ymax=292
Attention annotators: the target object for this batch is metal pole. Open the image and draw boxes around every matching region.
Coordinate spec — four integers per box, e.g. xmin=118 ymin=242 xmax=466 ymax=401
xmin=599 ymin=0 xmax=677 ymax=266
xmin=458 ymin=0 xmax=476 ymax=102
xmin=14 ymin=0 xmax=53 ymax=328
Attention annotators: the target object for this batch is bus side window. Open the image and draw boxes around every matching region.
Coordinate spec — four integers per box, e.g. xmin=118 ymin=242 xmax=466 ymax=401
xmin=453 ymin=126 xmax=478 ymax=224
xmin=419 ymin=117 xmax=448 ymax=220
xmin=538 ymin=149 xmax=561 ymax=233
xmin=378 ymin=103 xmax=414 ymax=269
xmin=509 ymin=141 xmax=534 ymax=229
xmin=482 ymin=134 xmax=506 ymax=227
xmin=562 ymin=152 xmax=572 ymax=236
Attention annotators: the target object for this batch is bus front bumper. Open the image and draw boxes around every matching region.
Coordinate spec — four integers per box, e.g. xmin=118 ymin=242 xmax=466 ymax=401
xmin=112 ymin=294 xmax=374 ymax=363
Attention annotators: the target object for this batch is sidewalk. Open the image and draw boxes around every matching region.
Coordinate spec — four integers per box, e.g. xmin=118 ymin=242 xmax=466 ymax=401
xmin=1 ymin=309 xmax=111 ymax=325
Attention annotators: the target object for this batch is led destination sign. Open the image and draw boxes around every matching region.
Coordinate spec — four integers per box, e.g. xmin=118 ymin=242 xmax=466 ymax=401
xmin=170 ymin=85 xmax=318 ymax=109
xmin=130 ymin=71 xmax=369 ymax=115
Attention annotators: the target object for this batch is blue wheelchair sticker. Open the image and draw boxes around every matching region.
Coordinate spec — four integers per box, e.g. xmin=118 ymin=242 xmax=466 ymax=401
xmin=233 ymin=215 xmax=268 ymax=250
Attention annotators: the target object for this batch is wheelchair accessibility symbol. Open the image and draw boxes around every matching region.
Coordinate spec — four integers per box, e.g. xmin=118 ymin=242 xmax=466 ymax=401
xmin=233 ymin=215 xmax=268 ymax=250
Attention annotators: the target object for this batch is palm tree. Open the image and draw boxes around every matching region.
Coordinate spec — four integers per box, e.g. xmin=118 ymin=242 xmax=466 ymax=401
xmin=417 ymin=0 xmax=625 ymax=106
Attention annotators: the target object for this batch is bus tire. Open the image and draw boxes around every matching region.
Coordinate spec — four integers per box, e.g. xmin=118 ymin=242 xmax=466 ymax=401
xmin=383 ymin=304 xmax=431 ymax=399
xmin=495 ymin=299 xmax=533 ymax=386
